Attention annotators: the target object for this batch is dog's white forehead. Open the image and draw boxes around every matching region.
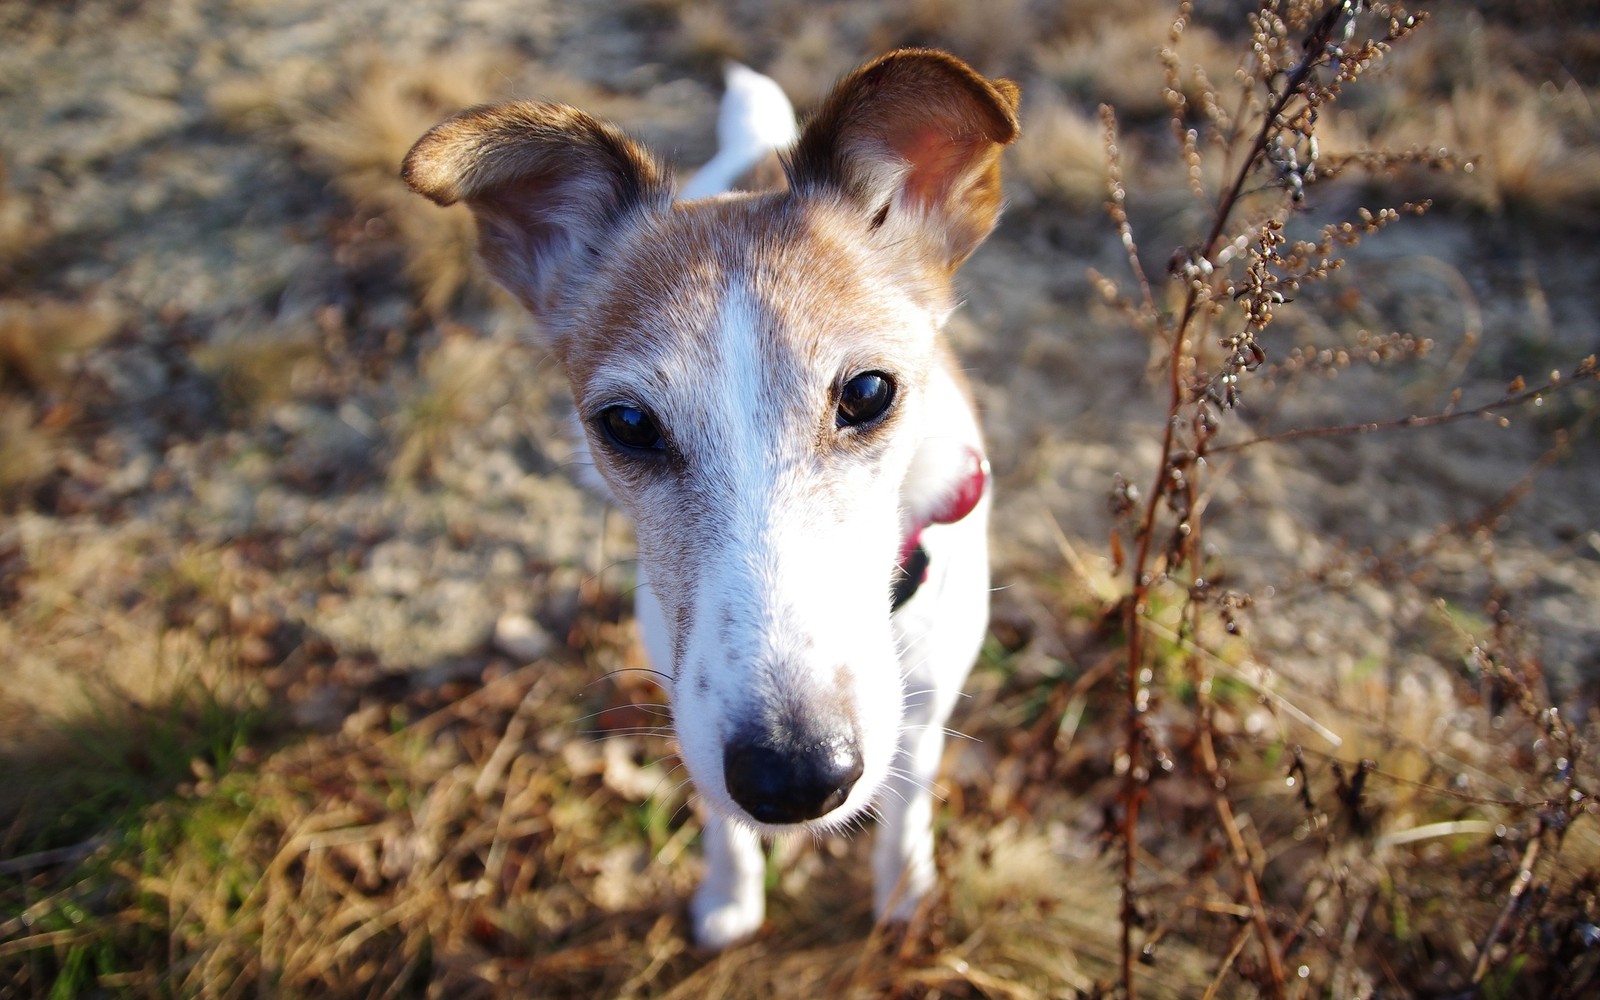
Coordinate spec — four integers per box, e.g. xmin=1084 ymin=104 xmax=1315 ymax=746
xmin=558 ymin=195 xmax=952 ymax=429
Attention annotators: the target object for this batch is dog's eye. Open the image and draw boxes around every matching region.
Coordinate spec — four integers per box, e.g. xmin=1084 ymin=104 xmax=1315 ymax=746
xmin=599 ymin=404 xmax=665 ymax=452
xmin=837 ymin=371 xmax=894 ymax=428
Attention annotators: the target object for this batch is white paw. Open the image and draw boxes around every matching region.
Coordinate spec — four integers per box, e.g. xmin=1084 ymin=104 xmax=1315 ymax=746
xmin=690 ymin=880 xmax=765 ymax=950
xmin=873 ymin=818 xmax=937 ymax=925
xmin=873 ymin=863 xmax=935 ymax=925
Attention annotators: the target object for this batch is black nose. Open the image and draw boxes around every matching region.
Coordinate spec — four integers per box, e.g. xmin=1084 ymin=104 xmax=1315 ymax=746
xmin=723 ymin=730 xmax=864 ymax=825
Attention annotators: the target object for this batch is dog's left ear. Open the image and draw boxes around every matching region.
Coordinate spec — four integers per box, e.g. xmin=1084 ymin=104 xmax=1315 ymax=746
xmin=787 ymin=49 xmax=1020 ymax=270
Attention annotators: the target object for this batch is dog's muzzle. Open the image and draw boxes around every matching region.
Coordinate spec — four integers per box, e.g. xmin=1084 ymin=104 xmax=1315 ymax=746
xmin=722 ymin=725 xmax=864 ymax=825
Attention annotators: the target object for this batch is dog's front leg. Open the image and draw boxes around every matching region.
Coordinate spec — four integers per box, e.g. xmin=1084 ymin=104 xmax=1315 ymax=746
xmin=871 ymin=720 xmax=944 ymax=922
xmin=873 ymin=505 xmax=990 ymax=924
xmin=690 ymin=812 xmax=766 ymax=949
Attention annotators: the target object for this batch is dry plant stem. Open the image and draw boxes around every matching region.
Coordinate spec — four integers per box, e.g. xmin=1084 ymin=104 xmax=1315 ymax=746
xmin=1211 ymin=356 xmax=1599 ymax=454
xmin=1108 ymin=12 xmax=1316 ymax=996
xmin=1196 ymin=3 xmax=1349 ymax=261
xmin=1471 ymin=822 xmax=1543 ymax=984
xmin=1207 ymin=764 xmax=1287 ymax=991
xmin=1184 ymin=503 xmax=1287 ymax=993
xmin=1110 ymin=4 xmax=1410 ymax=994
xmin=1201 ymin=923 xmax=1257 ymax=1000
xmin=1101 ymin=103 xmax=1161 ymax=1000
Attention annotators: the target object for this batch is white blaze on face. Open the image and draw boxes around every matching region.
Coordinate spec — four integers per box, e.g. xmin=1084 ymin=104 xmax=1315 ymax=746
xmin=621 ymin=278 xmax=905 ymax=831
xmin=650 ymin=284 xmax=897 ymax=830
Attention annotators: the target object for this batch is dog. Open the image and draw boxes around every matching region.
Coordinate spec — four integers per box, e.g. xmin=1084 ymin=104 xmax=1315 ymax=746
xmin=403 ymin=49 xmax=1018 ymax=949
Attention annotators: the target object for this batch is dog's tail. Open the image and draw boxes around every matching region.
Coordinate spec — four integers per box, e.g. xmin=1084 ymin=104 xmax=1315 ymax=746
xmin=679 ymin=63 xmax=799 ymax=200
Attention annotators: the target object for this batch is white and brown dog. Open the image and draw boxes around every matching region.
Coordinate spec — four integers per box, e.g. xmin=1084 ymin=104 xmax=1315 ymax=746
xmin=404 ymin=50 xmax=1017 ymax=949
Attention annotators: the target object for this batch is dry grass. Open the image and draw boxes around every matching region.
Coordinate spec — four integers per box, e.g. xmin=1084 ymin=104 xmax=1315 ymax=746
xmin=210 ymin=43 xmax=624 ymax=318
xmin=390 ymin=330 xmax=514 ymax=485
xmin=881 ymin=0 xmax=1039 ymax=75
xmin=0 ymin=296 xmax=118 ymax=375
xmin=0 ymin=533 xmax=238 ymax=752
xmin=284 ymin=48 xmax=517 ymax=317
xmin=1011 ymin=87 xmax=1114 ymax=210
xmin=672 ymin=5 xmax=748 ymax=68
xmin=0 ymin=158 xmax=43 ymax=283
xmin=1310 ymin=12 xmax=1600 ymax=215
xmin=0 ymin=594 xmax=1136 ymax=999
xmin=0 ymin=400 xmax=62 ymax=505
xmin=191 ymin=319 xmax=325 ymax=419
xmin=1397 ymin=79 xmax=1600 ymax=215
xmin=0 ymin=228 xmax=121 ymax=504
xmin=1037 ymin=5 xmax=1235 ymax=122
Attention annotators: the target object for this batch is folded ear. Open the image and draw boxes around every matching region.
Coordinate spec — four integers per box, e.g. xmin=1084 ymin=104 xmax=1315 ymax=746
xmin=402 ymin=102 xmax=671 ymax=319
xmin=786 ymin=49 xmax=1020 ymax=270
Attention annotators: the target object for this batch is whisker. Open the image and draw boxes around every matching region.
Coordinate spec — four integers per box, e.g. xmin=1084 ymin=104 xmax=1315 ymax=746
xmin=572 ymin=701 xmax=675 ymax=726
xmin=590 ymin=665 xmax=675 ymax=687
xmin=667 ymin=788 xmax=699 ymax=827
xmin=874 ymin=778 xmax=912 ymax=807
xmin=884 ymin=764 xmax=926 ymax=787
xmin=884 ymin=765 xmax=946 ymax=802
xmin=646 ymin=761 xmax=693 ymax=802
xmin=570 ymin=700 xmax=673 ymax=730
xmin=860 ymin=802 xmax=887 ymax=829
xmin=898 ymin=653 xmax=934 ymax=682
xmin=583 ymin=729 xmax=676 ymax=743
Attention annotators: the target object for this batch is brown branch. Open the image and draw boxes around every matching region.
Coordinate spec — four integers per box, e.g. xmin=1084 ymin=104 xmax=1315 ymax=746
xmin=1104 ymin=6 xmax=1451 ymax=996
xmin=1197 ymin=2 xmax=1346 ymax=262
xmin=1099 ymin=105 xmax=1165 ymax=344
xmin=1110 ymin=9 xmax=1350 ymax=994
xmin=1293 ymin=744 xmax=1566 ymax=811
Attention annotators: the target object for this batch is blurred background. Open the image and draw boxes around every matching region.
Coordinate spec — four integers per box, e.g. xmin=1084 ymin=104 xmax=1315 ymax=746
xmin=2 ymin=1 xmax=1597 ymax=996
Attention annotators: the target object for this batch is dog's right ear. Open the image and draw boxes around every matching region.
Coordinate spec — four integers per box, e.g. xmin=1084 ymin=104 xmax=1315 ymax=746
xmin=403 ymin=103 xmax=671 ymax=320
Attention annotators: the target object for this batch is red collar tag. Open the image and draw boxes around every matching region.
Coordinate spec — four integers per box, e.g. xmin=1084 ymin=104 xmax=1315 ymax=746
xmin=892 ymin=446 xmax=988 ymax=610
xmin=926 ymin=446 xmax=989 ymax=526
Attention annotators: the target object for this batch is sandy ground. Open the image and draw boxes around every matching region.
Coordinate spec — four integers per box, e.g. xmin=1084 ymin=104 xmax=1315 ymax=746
xmin=2 ymin=0 xmax=1597 ymax=736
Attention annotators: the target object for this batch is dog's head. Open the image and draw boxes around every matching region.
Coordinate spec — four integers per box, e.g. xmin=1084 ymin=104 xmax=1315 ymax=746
xmin=404 ymin=51 xmax=1017 ymax=834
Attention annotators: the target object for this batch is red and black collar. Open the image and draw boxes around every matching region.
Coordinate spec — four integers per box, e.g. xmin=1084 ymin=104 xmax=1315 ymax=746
xmin=890 ymin=446 xmax=988 ymax=612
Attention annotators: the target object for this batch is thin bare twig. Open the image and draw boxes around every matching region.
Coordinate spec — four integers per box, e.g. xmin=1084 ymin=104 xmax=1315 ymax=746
xmin=1201 ymin=923 xmax=1256 ymax=1000
xmin=1210 ymin=356 xmax=1598 ymax=454
xmin=1471 ymin=823 xmax=1543 ymax=984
